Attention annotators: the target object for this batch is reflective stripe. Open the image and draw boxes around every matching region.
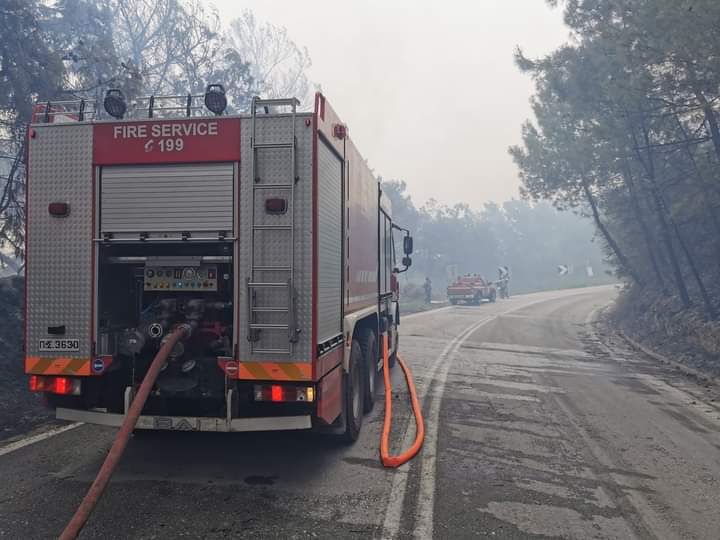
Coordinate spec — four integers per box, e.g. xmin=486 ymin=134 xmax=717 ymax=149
xmin=25 ymin=356 xmax=91 ymax=376
xmin=238 ymin=362 xmax=312 ymax=381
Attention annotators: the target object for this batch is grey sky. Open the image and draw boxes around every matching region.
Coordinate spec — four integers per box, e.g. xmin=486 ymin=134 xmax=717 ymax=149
xmin=215 ymin=0 xmax=569 ymax=209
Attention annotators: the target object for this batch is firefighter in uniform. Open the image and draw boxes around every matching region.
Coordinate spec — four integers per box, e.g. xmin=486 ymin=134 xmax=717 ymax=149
xmin=498 ymin=266 xmax=510 ymax=298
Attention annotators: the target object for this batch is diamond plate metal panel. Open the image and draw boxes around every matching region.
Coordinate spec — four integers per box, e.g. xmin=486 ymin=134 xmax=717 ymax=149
xmin=254 ymin=147 xmax=293 ymax=186
xmin=239 ymin=115 xmax=314 ymax=361
xmin=27 ymin=124 xmax=94 ymax=359
xmin=317 ymin=140 xmax=343 ymax=343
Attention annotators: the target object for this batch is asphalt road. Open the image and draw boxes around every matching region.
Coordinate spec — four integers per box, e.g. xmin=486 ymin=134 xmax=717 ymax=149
xmin=1 ymin=286 xmax=719 ymax=539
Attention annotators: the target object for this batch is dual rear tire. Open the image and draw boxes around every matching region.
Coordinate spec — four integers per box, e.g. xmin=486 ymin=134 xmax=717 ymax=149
xmin=343 ymin=340 xmax=364 ymax=443
xmin=342 ymin=326 xmax=386 ymax=443
xmin=360 ymin=328 xmax=379 ymax=413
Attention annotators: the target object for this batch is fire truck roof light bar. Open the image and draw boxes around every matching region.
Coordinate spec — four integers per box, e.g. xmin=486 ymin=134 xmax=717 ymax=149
xmin=34 ymin=86 xmax=303 ymax=123
xmin=204 ymin=84 xmax=228 ymax=115
xmin=104 ymin=89 xmax=127 ymax=119
xmin=36 ymin=87 xmax=231 ymax=123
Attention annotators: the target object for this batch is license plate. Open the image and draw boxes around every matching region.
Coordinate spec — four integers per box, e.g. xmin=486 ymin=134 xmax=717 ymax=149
xmin=39 ymin=339 xmax=80 ymax=352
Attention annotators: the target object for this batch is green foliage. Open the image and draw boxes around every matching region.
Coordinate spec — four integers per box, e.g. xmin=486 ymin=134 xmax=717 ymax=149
xmin=0 ymin=1 xmax=64 ymax=125
xmin=517 ymin=0 xmax=720 ymax=318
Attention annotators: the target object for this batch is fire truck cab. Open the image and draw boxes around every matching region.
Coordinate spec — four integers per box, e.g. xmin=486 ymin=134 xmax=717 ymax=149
xmin=24 ymin=88 xmax=412 ymax=442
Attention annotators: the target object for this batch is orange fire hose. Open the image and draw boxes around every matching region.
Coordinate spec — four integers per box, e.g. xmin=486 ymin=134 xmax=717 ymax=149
xmin=59 ymin=325 xmax=189 ymax=540
xmin=380 ymin=334 xmax=425 ymax=468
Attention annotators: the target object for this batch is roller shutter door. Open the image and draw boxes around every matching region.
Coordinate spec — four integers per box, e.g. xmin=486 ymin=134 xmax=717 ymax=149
xmin=100 ymin=163 xmax=234 ymax=238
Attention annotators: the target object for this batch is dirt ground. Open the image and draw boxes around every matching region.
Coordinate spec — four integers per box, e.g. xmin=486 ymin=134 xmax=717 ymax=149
xmin=610 ymin=285 xmax=720 ymax=380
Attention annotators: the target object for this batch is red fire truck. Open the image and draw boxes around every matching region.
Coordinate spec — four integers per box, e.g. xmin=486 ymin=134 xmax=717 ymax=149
xmin=446 ymin=274 xmax=497 ymax=305
xmin=24 ymin=88 xmax=413 ymax=442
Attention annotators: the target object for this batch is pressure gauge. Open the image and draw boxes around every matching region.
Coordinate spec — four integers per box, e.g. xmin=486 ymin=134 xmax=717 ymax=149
xmin=182 ymin=267 xmax=197 ymax=281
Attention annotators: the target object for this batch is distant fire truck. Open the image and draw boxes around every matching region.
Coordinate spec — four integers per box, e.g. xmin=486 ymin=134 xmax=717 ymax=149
xmin=446 ymin=274 xmax=497 ymax=305
xmin=24 ymin=87 xmax=413 ymax=442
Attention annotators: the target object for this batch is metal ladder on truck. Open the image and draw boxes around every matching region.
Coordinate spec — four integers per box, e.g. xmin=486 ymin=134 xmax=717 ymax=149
xmin=247 ymin=97 xmax=301 ymax=355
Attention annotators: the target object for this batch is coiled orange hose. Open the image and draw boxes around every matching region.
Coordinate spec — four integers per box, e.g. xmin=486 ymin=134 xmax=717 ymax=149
xmin=59 ymin=325 xmax=189 ymax=540
xmin=380 ymin=334 xmax=425 ymax=468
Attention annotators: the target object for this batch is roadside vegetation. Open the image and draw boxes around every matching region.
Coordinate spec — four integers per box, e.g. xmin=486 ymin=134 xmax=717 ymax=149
xmin=383 ymin=180 xmax=612 ymax=295
xmin=512 ymin=0 xmax=720 ymax=372
xmin=0 ymin=276 xmax=51 ymax=440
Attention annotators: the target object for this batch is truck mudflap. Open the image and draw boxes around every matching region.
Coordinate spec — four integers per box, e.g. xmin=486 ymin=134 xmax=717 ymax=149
xmin=56 ymin=407 xmax=312 ymax=432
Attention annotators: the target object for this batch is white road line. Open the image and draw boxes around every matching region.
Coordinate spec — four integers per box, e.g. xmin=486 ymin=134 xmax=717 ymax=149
xmin=402 ymin=305 xmax=454 ymax=320
xmin=0 ymin=422 xmax=82 ymax=458
xmin=402 ymin=285 xmax=617 ymax=322
xmin=413 ymin=311 xmax=515 ymax=539
xmin=383 ymin=291 xmax=603 ymax=539
xmin=381 ymin=316 xmax=490 ymax=539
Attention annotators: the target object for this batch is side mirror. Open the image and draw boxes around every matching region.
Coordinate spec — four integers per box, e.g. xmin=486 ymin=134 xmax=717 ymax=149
xmin=403 ymin=235 xmax=414 ymax=255
xmin=402 ymin=256 xmax=412 ymax=268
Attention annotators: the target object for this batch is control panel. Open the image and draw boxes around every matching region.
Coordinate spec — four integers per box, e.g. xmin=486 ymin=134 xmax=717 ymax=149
xmin=144 ymin=265 xmax=218 ymax=291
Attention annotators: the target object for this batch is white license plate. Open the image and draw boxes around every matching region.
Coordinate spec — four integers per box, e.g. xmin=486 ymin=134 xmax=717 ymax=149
xmin=39 ymin=339 xmax=80 ymax=352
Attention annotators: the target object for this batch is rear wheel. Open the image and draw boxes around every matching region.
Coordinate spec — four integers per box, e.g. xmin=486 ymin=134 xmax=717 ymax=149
xmin=360 ymin=328 xmax=378 ymax=413
xmin=343 ymin=340 xmax=364 ymax=443
xmin=449 ymin=298 xmax=458 ymax=305
xmin=489 ymin=290 xmax=497 ymax=303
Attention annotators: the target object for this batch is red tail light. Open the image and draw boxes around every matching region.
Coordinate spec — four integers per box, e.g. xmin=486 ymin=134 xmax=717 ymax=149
xmin=29 ymin=375 xmax=41 ymax=392
xmin=29 ymin=375 xmax=81 ymax=395
xmin=54 ymin=377 xmax=72 ymax=395
xmin=254 ymin=384 xmax=315 ymax=403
